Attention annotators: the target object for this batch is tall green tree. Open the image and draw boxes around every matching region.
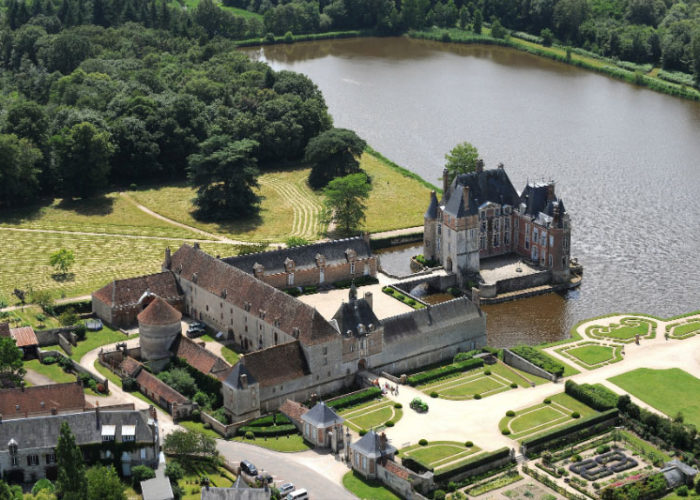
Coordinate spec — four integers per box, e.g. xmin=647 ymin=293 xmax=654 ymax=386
xmin=692 ymin=27 xmax=700 ymax=87
xmin=86 ymin=465 xmax=125 ymax=500
xmin=473 ymin=9 xmax=482 ymax=34
xmin=49 ymin=248 xmax=75 ymax=275
xmin=322 ymin=173 xmax=372 ymax=236
xmin=444 ymin=141 xmax=479 ymax=181
xmin=0 ymin=337 xmax=25 ymax=388
xmin=52 ymin=122 xmax=114 ymax=199
xmin=55 ymin=421 xmax=87 ymax=500
xmin=163 ymin=429 xmax=218 ymax=459
xmin=188 ymin=136 xmax=260 ymax=221
xmin=306 ymin=128 xmax=366 ymax=189
xmin=0 ymin=133 xmax=42 ymax=208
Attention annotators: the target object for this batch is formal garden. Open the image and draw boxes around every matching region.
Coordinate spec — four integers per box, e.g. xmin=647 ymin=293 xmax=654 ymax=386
xmin=585 ymin=317 xmax=657 ymax=343
xmin=339 ymin=397 xmax=403 ymax=433
xmin=400 ymin=441 xmax=482 ymax=474
xmin=555 ymin=341 xmax=624 ymax=370
xmin=608 ymin=368 xmax=700 ymax=428
xmin=499 ymin=393 xmax=598 ymax=441
xmin=666 ymin=319 xmax=700 ymax=340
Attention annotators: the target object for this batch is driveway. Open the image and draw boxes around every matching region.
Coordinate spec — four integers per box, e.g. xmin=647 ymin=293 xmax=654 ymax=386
xmin=217 ymin=440 xmax=356 ymax=499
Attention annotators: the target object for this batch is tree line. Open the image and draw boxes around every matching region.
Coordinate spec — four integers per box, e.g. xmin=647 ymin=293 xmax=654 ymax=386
xmin=0 ymin=10 xmax=335 ymax=219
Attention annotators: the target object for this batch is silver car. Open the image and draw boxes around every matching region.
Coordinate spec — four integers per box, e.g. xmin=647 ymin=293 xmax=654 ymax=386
xmin=278 ymin=482 xmax=295 ymax=496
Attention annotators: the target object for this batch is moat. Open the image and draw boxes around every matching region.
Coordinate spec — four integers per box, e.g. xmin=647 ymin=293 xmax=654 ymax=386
xmin=244 ymin=37 xmax=700 ymax=347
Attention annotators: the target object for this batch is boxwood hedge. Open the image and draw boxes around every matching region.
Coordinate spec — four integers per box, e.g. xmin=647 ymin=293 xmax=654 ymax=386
xmin=510 ymin=346 xmax=564 ymax=377
xmin=407 ymin=358 xmax=484 ymax=386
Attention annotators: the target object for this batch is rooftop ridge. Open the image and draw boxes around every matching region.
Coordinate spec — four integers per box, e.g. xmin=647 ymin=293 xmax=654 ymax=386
xmin=223 ymin=236 xmax=365 ymax=261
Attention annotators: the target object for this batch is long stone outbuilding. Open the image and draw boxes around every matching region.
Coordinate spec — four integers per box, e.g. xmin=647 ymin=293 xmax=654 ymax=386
xmin=93 ymin=241 xmax=487 ymax=423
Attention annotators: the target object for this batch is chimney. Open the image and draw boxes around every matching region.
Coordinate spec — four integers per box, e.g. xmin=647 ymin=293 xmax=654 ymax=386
xmin=240 ymin=373 xmax=248 ymax=389
xmin=149 ymin=405 xmax=157 ymax=421
xmin=475 ymin=158 xmax=484 ymax=174
xmin=95 ymin=402 xmax=100 ymax=429
xmin=51 ymin=407 xmax=57 ymax=415
xmin=379 ymin=432 xmax=387 ymax=451
xmin=498 ymin=162 xmax=504 ymax=170
xmin=547 ymin=182 xmax=555 ymax=201
xmin=553 ymin=203 xmax=561 ymax=224
xmin=193 ymin=242 xmax=200 ymax=250
xmin=363 ymin=291 xmax=373 ymax=309
xmin=442 ymin=168 xmax=449 ymax=195
xmin=462 ymin=186 xmax=470 ymax=212
xmin=362 ymin=231 xmax=370 ymax=245
xmin=164 ymin=247 xmax=172 ymax=269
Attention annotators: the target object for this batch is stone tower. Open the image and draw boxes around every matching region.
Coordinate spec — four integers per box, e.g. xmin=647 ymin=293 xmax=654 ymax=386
xmin=423 ymin=190 xmax=439 ymax=261
xmin=137 ymin=297 xmax=182 ymax=363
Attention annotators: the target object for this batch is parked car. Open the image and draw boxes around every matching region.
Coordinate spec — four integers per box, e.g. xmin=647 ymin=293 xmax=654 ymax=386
xmin=285 ymin=489 xmax=308 ymax=500
xmin=240 ymin=460 xmax=258 ymax=476
xmin=256 ymin=472 xmax=273 ymax=484
xmin=279 ymin=483 xmax=295 ymax=496
xmin=410 ymin=397 xmax=429 ymax=413
xmin=186 ymin=328 xmax=205 ymax=338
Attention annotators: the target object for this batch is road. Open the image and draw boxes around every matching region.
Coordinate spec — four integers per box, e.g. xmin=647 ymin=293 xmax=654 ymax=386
xmin=217 ymin=440 xmax=356 ymax=499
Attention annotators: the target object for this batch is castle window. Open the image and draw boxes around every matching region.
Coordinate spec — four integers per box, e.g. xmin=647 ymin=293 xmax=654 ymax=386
xmin=437 ymin=224 xmax=441 ymax=235
xmin=480 ymin=211 xmax=485 ymax=220
xmin=350 ymin=262 xmax=355 ymax=274
xmin=525 ymin=240 xmax=530 ymax=250
xmin=480 ymin=221 xmax=486 ymax=232
xmin=27 ymin=455 xmax=39 ymax=466
xmin=541 ymin=233 xmax=546 ymax=246
xmin=494 ymin=219 xmax=500 ymax=231
xmin=480 ymin=236 xmax=486 ymax=250
xmin=550 ymin=235 xmax=554 ymax=247
xmin=549 ymin=255 xmax=553 ymax=267
xmin=493 ymin=234 xmax=499 ymax=247
xmin=206 ymin=305 xmax=209 ymax=312
xmin=504 ymin=232 xmax=510 ymax=246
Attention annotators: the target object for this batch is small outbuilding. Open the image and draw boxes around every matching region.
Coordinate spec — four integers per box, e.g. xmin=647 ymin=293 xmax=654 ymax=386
xmin=350 ymin=430 xmax=397 ymax=479
xmin=9 ymin=326 xmax=39 ymax=359
xmin=300 ymin=401 xmax=344 ymax=451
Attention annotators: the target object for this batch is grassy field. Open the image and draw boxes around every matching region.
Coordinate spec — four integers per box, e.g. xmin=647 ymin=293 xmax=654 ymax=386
xmin=418 ymin=363 xmax=549 ymax=400
xmin=233 ymin=434 xmax=311 ymax=452
xmin=342 ymin=471 xmax=401 ymax=500
xmin=0 ymin=228 xmax=237 ymax=301
xmin=400 ymin=441 xmax=481 ymax=470
xmin=608 ymin=368 xmax=700 ymax=427
xmin=500 ymin=393 xmax=598 ymax=441
xmin=71 ymin=328 xmax=133 ymax=361
xmin=339 ymin=398 xmax=403 ymax=432
xmin=25 ymin=359 xmax=77 ymax=384
xmin=3 ymin=305 xmax=61 ymax=329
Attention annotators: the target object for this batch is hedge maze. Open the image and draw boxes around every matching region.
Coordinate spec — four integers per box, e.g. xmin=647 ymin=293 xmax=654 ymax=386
xmin=666 ymin=319 xmax=700 ymax=339
xmin=569 ymin=451 xmax=638 ymax=481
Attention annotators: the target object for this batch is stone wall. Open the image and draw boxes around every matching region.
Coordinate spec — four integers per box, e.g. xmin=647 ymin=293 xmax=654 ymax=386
xmin=201 ymin=411 xmax=239 ymax=438
xmin=443 ymin=451 xmax=515 ymax=483
xmin=392 ymin=274 xmax=458 ymax=295
xmin=58 ymin=334 xmax=72 ymax=355
xmin=376 ymin=463 xmax=431 ymax=500
xmin=494 ymin=270 xmax=552 ymax=294
xmin=502 ymin=348 xmax=557 ymax=382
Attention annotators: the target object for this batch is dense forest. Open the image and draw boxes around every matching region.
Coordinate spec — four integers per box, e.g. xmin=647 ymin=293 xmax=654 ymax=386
xmin=0 ymin=0 xmax=333 ymax=217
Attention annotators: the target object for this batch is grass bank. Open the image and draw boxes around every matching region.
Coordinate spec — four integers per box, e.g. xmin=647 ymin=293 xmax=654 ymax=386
xmin=409 ymin=28 xmax=700 ymax=102
xmin=342 ymin=471 xmax=400 ymax=500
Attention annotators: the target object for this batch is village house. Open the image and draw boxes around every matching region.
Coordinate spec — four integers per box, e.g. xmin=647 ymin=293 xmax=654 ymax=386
xmin=0 ymin=408 xmax=159 ymax=482
xmin=221 ymin=236 xmax=377 ymax=289
xmin=0 ymin=382 xmax=86 ymax=419
xmin=423 ymin=163 xmax=572 ymax=288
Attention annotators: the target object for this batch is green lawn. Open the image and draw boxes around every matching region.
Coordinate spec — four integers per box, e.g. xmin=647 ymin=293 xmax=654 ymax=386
xmin=669 ymin=321 xmax=700 ymax=339
xmin=25 ymin=359 xmax=77 ymax=384
xmin=587 ymin=318 xmax=655 ymax=343
xmin=176 ymin=459 xmax=235 ymax=500
xmin=233 ymin=433 xmax=311 ymax=452
xmin=179 ymin=420 xmax=222 ymax=440
xmin=500 ymin=393 xmax=598 ymax=441
xmin=4 ymin=305 xmax=61 ymax=329
xmin=342 ymin=471 xmax=401 ymax=500
xmin=566 ymin=344 xmax=614 ymax=365
xmin=608 ymin=368 xmax=700 ymax=427
xmin=400 ymin=441 xmax=481 ymax=470
xmin=438 ymin=374 xmax=506 ymax=399
xmin=71 ymin=327 xmax=135 ymax=361
xmin=340 ymin=398 xmax=403 ymax=432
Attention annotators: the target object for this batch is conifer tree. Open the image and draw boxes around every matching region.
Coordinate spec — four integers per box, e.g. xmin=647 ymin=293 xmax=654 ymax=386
xmin=56 ymin=421 xmax=87 ymax=500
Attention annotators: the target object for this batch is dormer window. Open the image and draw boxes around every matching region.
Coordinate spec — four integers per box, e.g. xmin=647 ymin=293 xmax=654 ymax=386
xmin=8 ymin=439 xmax=18 ymax=455
xmin=480 ymin=211 xmax=485 ymax=220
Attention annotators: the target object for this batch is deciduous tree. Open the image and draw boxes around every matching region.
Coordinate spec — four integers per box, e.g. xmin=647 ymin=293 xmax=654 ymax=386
xmin=444 ymin=141 xmax=479 ymax=181
xmin=86 ymin=465 xmax=125 ymax=500
xmin=49 ymin=248 xmax=75 ymax=275
xmin=306 ymin=128 xmax=366 ymax=189
xmin=322 ymin=173 xmax=372 ymax=236
xmin=0 ymin=337 xmax=25 ymax=388
xmin=0 ymin=133 xmax=42 ymax=208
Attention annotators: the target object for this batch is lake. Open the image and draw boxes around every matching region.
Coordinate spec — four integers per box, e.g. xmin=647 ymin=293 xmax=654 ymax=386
xmin=243 ymin=37 xmax=700 ymax=346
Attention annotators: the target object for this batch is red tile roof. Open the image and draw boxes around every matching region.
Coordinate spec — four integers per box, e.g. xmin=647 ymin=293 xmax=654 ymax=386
xmin=0 ymin=322 xmax=10 ymax=337
xmin=174 ymin=336 xmax=228 ymax=377
xmin=137 ymin=297 xmax=182 ymax=326
xmin=239 ymin=341 xmax=309 ymax=388
xmin=135 ymin=370 xmax=188 ymax=405
xmin=169 ymin=245 xmax=338 ymax=346
xmin=10 ymin=326 xmax=38 ymax=347
xmin=0 ymin=382 xmax=85 ymax=418
xmin=278 ymin=399 xmax=308 ymax=426
xmin=93 ymin=272 xmax=181 ymax=307
xmin=383 ymin=460 xmax=410 ymax=480
xmin=119 ymin=356 xmax=143 ymax=378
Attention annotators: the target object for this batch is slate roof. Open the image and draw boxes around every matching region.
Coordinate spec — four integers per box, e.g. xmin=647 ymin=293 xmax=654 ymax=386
xmin=382 ymin=297 xmax=481 ymax=344
xmin=0 ymin=382 xmax=85 ymax=418
xmin=141 ymin=475 xmax=174 ymax=500
xmin=0 ymin=322 xmax=9 ymax=337
xmin=169 ymin=245 xmax=339 ymax=346
xmin=93 ymin=272 xmax=181 ymax=308
xmin=519 ymin=182 xmax=567 ymax=226
xmin=10 ymin=326 xmax=38 ymax=347
xmin=301 ymin=401 xmax=343 ymax=428
xmin=222 ymin=237 xmax=372 ymax=275
xmin=138 ymin=298 xmax=182 ymax=326
xmin=425 ymin=191 xmax=439 ymax=219
xmin=332 ymin=296 xmax=380 ymax=337
xmin=226 ymin=341 xmax=309 ymax=389
xmin=351 ymin=430 xmax=396 ymax=459
xmin=0 ymin=409 xmax=155 ymax=449
xmin=666 ymin=459 xmax=698 ymax=478
xmin=136 ymin=370 xmax=189 ymax=405
xmin=173 ymin=336 xmax=229 ymax=378
xmin=444 ymin=168 xmax=520 ymax=217
xmin=200 ymin=485 xmax=270 ymax=500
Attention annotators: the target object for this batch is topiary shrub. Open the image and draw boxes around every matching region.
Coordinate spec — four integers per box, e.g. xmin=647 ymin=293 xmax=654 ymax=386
xmin=96 ymin=383 xmax=105 ymax=394
xmin=419 ymin=439 xmax=428 ymax=446
xmin=434 ymin=489 xmax=446 ymax=500
xmin=502 ymin=429 xmax=510 ymax=435
xmin=571 ymin=454 xmax=582 ymax=462
xmin=506 ymin=410 xmax=515 ymax=417
xmin=510 ymin=382 xmax=518 ymax=388
xmin=394 ymin=403 xmax=402 ymax=409
xmin=386 ymin=421 xmax=395 ymax=427
xmin=430 ymin=391 xmax=439 ymax=398
xmin=473 ymin=394 xmax=482 ymax=400
xmin=677 ymin=485 xmax=689 ymax=497
xmin=284 ymin=31 xmax=294 ymax=43
xmin=484 ymin=370 xmax=491 ymax=375
xmin=359 ymin=429 xmax=368 ymax=436
xmin=596 ymin=445 xmax=610 ymax=454
xmin=245 ymin=431 xmax=254 ymax=440
xmin=42 ymin=356 xmax=56 ymax=365
xmin=571 ymin=411 xmax=580 ymax=418
xmin=544 ymin=398 xmax=551 ymax=404
xmin=465 ymin=441 xmax=473 ymax=447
